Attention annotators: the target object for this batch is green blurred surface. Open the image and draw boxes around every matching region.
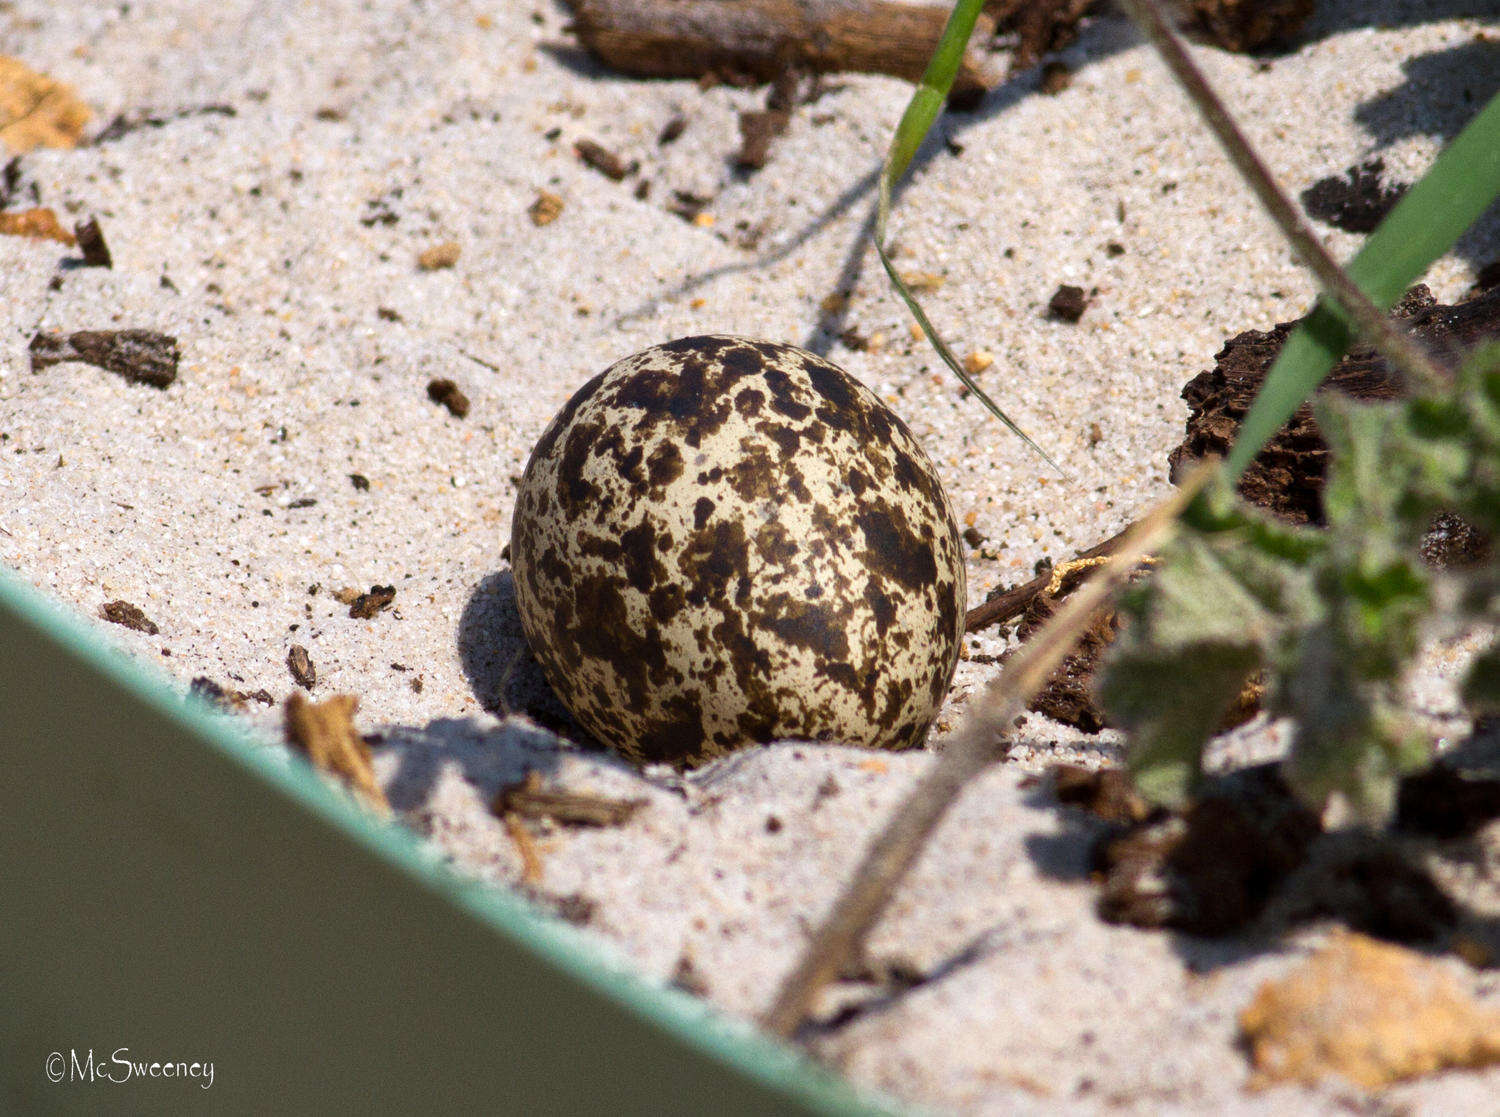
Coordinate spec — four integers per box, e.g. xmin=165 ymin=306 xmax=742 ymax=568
xmin=0 ymin=567 xmax=884 ymax=1116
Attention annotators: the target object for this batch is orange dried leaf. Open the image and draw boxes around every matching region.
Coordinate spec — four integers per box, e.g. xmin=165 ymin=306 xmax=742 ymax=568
xmin=283 ymin=693 xmax=390 ymax=815
xmin=0 ymin=57 xmax=91 ymax=152
xmin=0 ymin=207 xmax=75 ymax=244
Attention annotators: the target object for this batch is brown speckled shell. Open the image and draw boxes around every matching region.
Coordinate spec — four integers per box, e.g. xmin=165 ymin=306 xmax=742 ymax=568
xmin=509 ymin=335 xmax=965 ymax=766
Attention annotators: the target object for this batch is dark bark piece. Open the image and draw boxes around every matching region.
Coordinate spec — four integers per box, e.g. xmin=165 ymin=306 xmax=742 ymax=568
xmin=1300 ymin=157 xmax=1407 ymax=234
xmin=29 ymin=329 xmax=179 ymax=388
xmin=1047 ymin=283 xmax=1088 ymax=322
xmin=100 ymin=599 xmax=159 ymax=635
xmin=1182 ymin=0 xmax=1315 ymax=52
xmin=1051 ymin=763 xmax=1152 ymax=825
xmin=984 ymin=0 xmax=1097 ymax=71
xmin=348 ymin=585 xmax=395 ymax=619
xmin=965 ymin=527 xmax=1129 ymax=632
xmin=73 ymin=216 xmax=111 ymax=267
xmin=573 ymin=137 xmax=635 ymax=181
xmin=287 ymin=644 xmax=316 ymax=690
xmin=735 ymin=109 xmax=789 ymax=170
xmin=1016 ymin=589 xmax=1120 ymax=733
xmin=1169 ymin=283 xmax=1500 ymax=524
xmin=426 ymin=377 xmax=470 ymax=418
xmin=566 ymin=0 xmax=996 ymax=96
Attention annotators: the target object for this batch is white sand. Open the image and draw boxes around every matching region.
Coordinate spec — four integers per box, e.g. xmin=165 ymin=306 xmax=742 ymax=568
xmin=4 ymin=0 xmax=1500 ymax=1110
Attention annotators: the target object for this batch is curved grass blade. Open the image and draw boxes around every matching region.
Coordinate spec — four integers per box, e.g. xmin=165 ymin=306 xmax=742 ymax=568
xmin=1225 ymin=89 xmax=1500 ymax=480
xmin=875 ymin=0 xmax=1065 ymax=475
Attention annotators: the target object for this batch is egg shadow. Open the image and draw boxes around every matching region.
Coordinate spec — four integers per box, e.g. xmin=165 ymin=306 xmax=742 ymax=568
xmin=456 ymin=568 xmax=601 ymax=751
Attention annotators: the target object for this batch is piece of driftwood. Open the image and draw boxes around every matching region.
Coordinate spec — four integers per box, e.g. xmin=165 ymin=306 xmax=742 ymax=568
xmin=565 ymin=0 xmax=997 ymax=96
xmin=1170 ymin=283 xmax=1500 ymax=525
xmin=29 ymin=329 xmax=179 ymax=388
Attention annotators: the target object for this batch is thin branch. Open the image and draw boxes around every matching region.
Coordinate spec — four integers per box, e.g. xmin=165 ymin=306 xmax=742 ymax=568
xmin=1115 ymin=0 xmax=1448 ymax=394
xmin=760 ymin=465 xmax=1213 ymax=1038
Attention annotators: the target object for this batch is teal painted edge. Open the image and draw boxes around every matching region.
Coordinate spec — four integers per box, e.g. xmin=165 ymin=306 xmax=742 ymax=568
xmin=0 ymin=564 xmax=897 ymax=1117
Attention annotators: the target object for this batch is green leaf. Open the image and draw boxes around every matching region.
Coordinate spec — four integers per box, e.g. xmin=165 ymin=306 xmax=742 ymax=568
xmin=875 ymin=0 xmax=1063 ymax=474
xmin=1225 ymin=89 xmax=1500 ymax=480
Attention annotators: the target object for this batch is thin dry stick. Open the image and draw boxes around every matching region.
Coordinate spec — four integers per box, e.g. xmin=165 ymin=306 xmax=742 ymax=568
xmin=1116 ymin=0 xmax=1448 ymax=393
xmin=760 ymin=466 xmax=1212 ymax=1038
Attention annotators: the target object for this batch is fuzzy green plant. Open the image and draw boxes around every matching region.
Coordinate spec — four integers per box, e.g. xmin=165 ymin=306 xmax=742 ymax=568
xmin=1103 ymin=340 xmax=1500 ymax=824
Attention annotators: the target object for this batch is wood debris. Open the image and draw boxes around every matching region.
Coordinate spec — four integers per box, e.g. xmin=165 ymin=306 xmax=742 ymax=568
xmin=565 ymin=0 xmax=996 ymax=96
xmin=0 ymin=57 xmax=91 ymax=152
xmin=73 ymin=215 xmax=111 ymax=267
xmin=426 ymin=377 xmax=470 ymax=418
xmin=29 ymin=329 xmax=179 ymax=389
xmin=417 ymin=240 xmax=460 ymax=270
xmin=0 ymin=206 xmax=74 ymax=244
xmin=529 ymin=190 xmax=564 ymax=226
xmin=346 ymin=585 xmax=396 ymax=619
xmin=99 ymin=599 xmax=160 ymax=635
xmin=493 ymin=770 xmax=648 ymax=828
xmin=1241 ymin=931 xmax=1500 ymax=1089
xmin=283 ymin=693 xmax=390 ymax=815
xmin=286 ymin=644 xmax=316 ymax=690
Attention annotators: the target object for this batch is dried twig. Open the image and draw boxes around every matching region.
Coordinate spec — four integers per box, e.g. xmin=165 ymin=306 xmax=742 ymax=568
xmin=493 ymin=770 xmax=648 ymax=828
xmin=964 ymin=525 xmax=1132 ymax=632
xmin=760 ymin=466 xmax=1212 ymax=1037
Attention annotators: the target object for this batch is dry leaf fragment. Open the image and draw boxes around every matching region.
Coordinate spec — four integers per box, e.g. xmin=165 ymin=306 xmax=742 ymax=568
xmin=417 ymin=241 xmax=461 ymax=270
xmin=283 ymin=693 xmax=390 ymax=815
xmin=1240 ymin=931 xmax=1500 ymax=1090
xmin=0 ymin=57 xmax=91 ymax=152
xmin=898 ymin=270 xmax=945 ymax=292
xmin=529 ymin=190 xmax=564 ymax=226
xmin=0 ymin=207 xmax=75 ymax=244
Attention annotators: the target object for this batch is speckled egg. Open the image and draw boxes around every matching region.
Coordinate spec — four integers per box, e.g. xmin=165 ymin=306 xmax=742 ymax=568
xmin=509 ymin=335 xmax=966 ymax=766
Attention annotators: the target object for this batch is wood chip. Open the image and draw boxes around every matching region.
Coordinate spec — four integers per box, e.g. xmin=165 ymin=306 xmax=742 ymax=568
xmin=573 ymin=137 xmax=635 ymax=181
xmin=426 ymin=377 xmax=470 ymax=418
xmin=287 ymin=644 xmax=316 ymax=690
xmin=99 ymin=599 xmax=159 ymax=635
xmin=1047 ymin=283 xmax=1088 ymax=322
xmin=963 ymin=349 xmax=994 ymax=375
xmin=529 ymin=189 xmax=564 ymax=226
xmin=1242 ymin=932 xmax=1500 ymax=1089
xmin=502 ymin=812 xmax=545 ymax=885
xmin=0 ymin=57 xmax=91 ymax=152
xmin=283 ymin=693 xmax=390 ymax=815
xmin=29 ymin=329 xmax=179 ymax=388
xmin=417 ymin=240 xmax=460 ymax=270
xmin=494 ymin=770 xmax=648 ymax=827
xmin=347 ymin=585 xmax=395 ymax=619
xmin=0 ymin=206 xmax=74 ymax=244
xmin=73 ymin=215 xmax=111 ymax=267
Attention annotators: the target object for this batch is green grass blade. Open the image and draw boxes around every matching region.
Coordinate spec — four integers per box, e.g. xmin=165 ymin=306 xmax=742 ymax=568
xmin=1225 ymin=89 xmax=1500 ymax=480
xmin=876 ymin=0 xmax=1064 ymax=475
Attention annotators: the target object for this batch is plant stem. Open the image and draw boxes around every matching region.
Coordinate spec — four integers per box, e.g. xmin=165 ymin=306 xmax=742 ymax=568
xmin=1115 ymin=0 xmax=1448 ymax=394
xmin=759 ymin=466 xmax=1211 ymax=1039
